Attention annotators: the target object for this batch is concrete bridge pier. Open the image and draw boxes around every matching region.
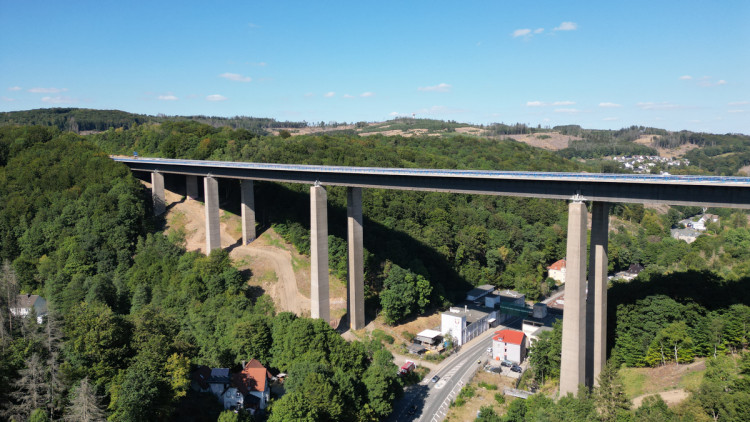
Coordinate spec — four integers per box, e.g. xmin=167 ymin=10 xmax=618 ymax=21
xmin=204 ymin=176 xmax=221 ymax=252
xmin=151 ymin=172 xmax=166 ymax=216
xmin=347 ymin=187 xmax=365 ymax=330
xmin=186 ymin=175 xmax=199 ymax=200
xmin=240 ymin=180 xmax=256 ymax=244
xmin=586 ymin=202 xmax=610 ymax=387
xmin=560 ymin=199 xmax=588 ymax=396
xmin=310 ymin=185 xmax=330 ymax=323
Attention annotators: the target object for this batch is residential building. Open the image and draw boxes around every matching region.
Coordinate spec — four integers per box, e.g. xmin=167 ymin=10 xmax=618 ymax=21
xmin=671 ymin=227 xmax=701 ymax=243
xmin=492 ymin=329 xmax=526 ymax=364
xmin=233 ymin=359 xmax=273 ymax=412
xmin=190 ymin=360 xmax=273 ymax=413
xmin=9 ymin=294 xmax=48 ymax=324
xmin=547 ymin=259 xmax=566 ymax=284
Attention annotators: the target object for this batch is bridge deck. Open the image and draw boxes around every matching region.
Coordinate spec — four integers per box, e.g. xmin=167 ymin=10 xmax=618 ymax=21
xmin=111 ymin=156 xmax=750 ymax=209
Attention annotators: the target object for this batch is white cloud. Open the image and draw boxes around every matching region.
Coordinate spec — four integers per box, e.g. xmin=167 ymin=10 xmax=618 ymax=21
xmin=248 ymin=23 xmax=260 ymax=28
xmin=360 ymin=92 xmax=374 ymax=97
xmin=2 ymin=96 xmax=16 ymax=102
xmin=158 ymin=94 xmax=178 ymax=101
xmin=717 ymin=80 xmax=727 ymax=85
xmin=599 ymin=102 xmax=622 ymax=108
xmin=29 ymin=87 xmax=67 ymax=93
xmin=389 ymin=112 xmax=401 ymax=117
xmin=534 ymin=28 xmax=544 ymax=34
xmin=418 ymin=83 xmax=452 ymax=92
xmin=41 ymin=96 xmax=75 ymax=104
xmin=637 ymin=102 xmax=681 ymax=110
xmin=304 ymin=92 xmax=314 ymax=97
xmin=603 ymin=117 xmax=620 ymax=121
xmin=527 ymin=100 xmax=575 ymax=107
xmin=554 ymin=108 xmax=579 ymax=113
xmin=554 ymin=22 xmax=577 ymax=31
xmin=512 ymin=28 xmax=532 ymax=38
xmin=206 ymin=94 xmax=227 ymax=101
xmin=728 ymin=109 xmax=746 ymax=113
xmin=8 ymin=86 xmax=21 ymax=91
xmin=679 ymin=75 xmax=692 ymax=80
xmin=728 ymin=101 xmax=748 ymax=106
xmin=343 ymin=94 xmax=354 ymax=98
xmin=219 ymin=72 xmax=252 ymax=82
xmin=324 ymin=92 xmax=335 ymax=98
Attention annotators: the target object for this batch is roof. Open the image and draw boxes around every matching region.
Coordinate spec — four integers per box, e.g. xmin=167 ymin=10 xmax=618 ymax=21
xmin=466 ymin=284 xmax=495 ymax=299
xmin=416 ymin=329 xmax=442 ymax=339
xmin=191 ymin=365 xmax=211 ymax=390
xmin=15 ymin=294 xmax=45 ymax=310
xmin=209 ymin=368 xmax=231 ymax=384
xmin=233 ymin=359 xmax=272 ymax=394
xmin=493 ymin=329 xmax=525 ymax=346
xmin=443 ymin=304 xmax=490 ymax=324
xmin=626 ymin=263 xmax=644 ymax=275
xmin=497 ymin=289 xmax=524 ymax=300
xmin=547 ymin=259 xmax=566 ymax=271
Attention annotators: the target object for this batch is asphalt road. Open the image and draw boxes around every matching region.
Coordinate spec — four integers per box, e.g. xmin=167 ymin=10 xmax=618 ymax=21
xmin=388 ymin=318 xmax=521 ymax=422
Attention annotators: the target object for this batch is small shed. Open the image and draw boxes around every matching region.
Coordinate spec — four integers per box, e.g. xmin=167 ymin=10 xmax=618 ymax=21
xmin=415 ymin=329 xmax=443 ymax=345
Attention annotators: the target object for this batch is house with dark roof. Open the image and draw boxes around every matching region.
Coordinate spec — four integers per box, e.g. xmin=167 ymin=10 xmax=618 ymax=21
xmin=10 ymin=294 xmax=47 ymax=324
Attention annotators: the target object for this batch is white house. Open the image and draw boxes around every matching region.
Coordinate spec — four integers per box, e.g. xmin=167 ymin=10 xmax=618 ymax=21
xmin=547 ymin=259 xmax=566 ymax=284
xmin=9 ymin=294 xmax=48 ymax=324
xmin=492 ymin=329 xmax=526 ymax=364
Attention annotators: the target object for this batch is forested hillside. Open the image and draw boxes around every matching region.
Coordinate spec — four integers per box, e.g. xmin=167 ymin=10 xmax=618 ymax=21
xmin=0 ymin=126 xmax=402 ymax=421
xmin=1 ymin=110 xmax=749 ymax=421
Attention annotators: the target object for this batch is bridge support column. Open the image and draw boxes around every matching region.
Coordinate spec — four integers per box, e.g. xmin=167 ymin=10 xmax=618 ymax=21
xmin=240 ymin=180 xmax=256 ymax=244
xmin=310 ymin=185 xmax=330 ymax=323
xmin=186 ymin=175 xmax=199 ymax=200
xmin=347 ymin=187 xmax=365 ymax=330
xmin=560 ymin=200 xmax=588 ymax=396
xmin=586 ymin=202 xmax=610 ymax=387
xmin=151 ymin=172 xmax=166 ymax=216
xmin=204 ymin=176 xmax=221 ymax=252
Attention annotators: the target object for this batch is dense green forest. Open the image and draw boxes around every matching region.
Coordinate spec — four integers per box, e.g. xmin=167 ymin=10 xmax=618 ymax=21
xmin=0 ymin=126 xmax=402 ymax=421
xmin=1 ymin=110 xmax=749 ymax=421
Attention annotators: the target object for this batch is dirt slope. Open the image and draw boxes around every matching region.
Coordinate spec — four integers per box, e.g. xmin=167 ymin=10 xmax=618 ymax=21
xmin=147 ymin=183 xmax=346 ymax=322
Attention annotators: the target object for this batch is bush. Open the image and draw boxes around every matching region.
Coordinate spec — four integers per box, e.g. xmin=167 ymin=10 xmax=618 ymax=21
xmin=372 ymin=329 xmax=395 ymax=344
xmin=494 ymin=392 xmax=505 ymax=404
xmin=479 ymin=381 xmax=498 ymax=390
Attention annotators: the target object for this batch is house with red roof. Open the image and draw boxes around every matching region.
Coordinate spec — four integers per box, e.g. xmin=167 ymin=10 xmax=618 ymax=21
xmin=492 ymin=329 xmax=526 ymax=364
xmin=232 ymin=359 xmax=273 ymax=412
xmin=190 ymin=359 xmax=273 ymax=413
xmin=547 ymin=259 xmax=566 ymax=284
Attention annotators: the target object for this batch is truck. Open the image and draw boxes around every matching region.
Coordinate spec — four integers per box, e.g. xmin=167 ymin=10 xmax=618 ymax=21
xmin=398 ymin=361 xmax=416 ymax=376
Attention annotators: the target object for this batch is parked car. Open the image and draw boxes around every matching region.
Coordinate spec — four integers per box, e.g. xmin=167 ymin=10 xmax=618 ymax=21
xmin=431 ymin=375 xmax=440 ymax=383
xmin=500 ymin=360 xmax=513 ymax=367
xmin=511 ymin=365 xmax=523 ymax=373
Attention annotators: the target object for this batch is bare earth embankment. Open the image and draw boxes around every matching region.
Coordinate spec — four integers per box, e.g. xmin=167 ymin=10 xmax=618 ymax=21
xmin=146 ymin=183 xmax=347 ymax=323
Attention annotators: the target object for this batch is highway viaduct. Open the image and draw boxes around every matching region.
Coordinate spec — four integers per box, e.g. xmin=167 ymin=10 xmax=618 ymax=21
xmin=111 ymin=156 xmax=750 ymax=396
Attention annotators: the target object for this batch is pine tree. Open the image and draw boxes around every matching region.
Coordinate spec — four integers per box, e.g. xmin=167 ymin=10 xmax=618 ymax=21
xmin=596 ymin=360 xmax=631 ymax=422
xmin=64 ymin=377 xmax=106 ymax=422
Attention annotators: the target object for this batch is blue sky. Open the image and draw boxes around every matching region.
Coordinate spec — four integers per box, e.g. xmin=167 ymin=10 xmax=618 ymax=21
xmin=1 ymin=0 xmax=748 ymax=133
